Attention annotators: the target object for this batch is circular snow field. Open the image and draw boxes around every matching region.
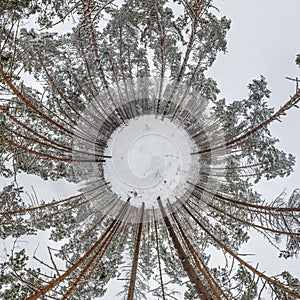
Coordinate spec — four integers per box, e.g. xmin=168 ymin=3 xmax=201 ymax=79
xmin=103 ymin=115 xmax=200 ymax=210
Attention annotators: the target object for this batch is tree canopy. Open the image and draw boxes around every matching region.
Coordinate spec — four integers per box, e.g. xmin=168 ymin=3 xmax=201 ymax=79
xmin=0 ymin=0 xmax=300 ymax=299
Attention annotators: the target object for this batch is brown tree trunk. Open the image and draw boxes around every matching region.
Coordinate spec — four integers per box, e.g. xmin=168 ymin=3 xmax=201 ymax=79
xmin=25 ymin=200 xmax=129 ymax=300
xmin=182 ymin=202 xmax=300 ymax=299
xmin=153 ymin=209 xmax=166 ymax=300
xmin=127 ymin=203 xmax=145 ymax=300
xmin=171 ymin=211 xmax=223 ymax=300
xmin=62 ymin=209 xmax=125 ymax=299
xmin=157 ymin=197 xmax=212 ymax=300
xmin=187 ymin=190 xmax=299 ymax=236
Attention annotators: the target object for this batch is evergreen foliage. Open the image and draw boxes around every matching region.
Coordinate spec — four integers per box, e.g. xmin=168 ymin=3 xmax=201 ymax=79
xmin=0 ymin=0 xmax=299 ymax=299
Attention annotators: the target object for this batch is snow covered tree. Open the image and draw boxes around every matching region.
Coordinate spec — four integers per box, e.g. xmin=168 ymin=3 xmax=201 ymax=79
xmin=0 ymin=0 xmax=300 ymax=299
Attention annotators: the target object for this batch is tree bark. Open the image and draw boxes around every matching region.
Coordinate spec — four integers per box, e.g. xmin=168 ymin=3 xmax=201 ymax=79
xmin=153 ymin=209 xmax=166 ymax=300
xmin=127 ymin=203 xmax=145 ymax=300
xmin=25 ymin=200 xmax=129 ymax=300
xmin=171 ymin=211 xmax=223 ymax=300
xmin=182 ymin=202 xmax=300 ymax=299
xmin=157 ymin=197 xmax=212 ymax=300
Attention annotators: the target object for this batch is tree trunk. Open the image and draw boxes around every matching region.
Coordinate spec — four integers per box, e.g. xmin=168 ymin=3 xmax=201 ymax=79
xmin=127 ymin=203 xmax=145 ymax=300
xmin=157 ymin=197 xmax=212 ymax=300
xmin=171 ymin=211 xmax=224 ymax=300
xmin=153 ymin=209 xmax=166 ymax=300
xmin=25 ymin=200 xmax=129 ymax=300
xmin=182 ymin=202 xmax=300 ymax=299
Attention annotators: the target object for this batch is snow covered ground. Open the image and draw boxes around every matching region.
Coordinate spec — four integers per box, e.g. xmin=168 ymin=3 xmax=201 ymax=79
xmin=103 ymin=115 xmax=200 ymax=211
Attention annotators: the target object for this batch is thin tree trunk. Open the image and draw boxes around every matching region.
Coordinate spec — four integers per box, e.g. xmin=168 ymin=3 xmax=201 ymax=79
xmin=188 ymin=181 xmax=300 ymax=212
xmin=0 ymin=67 xmax=74 ymax=135
xmin=188 ymin=190 xmax=300 ymax=236
xmin=61 ymin=208 xmax=125 ymax=299
xmin=157 ymin=197 xmax=212 ymax=300
xmin=25 ymin=200 xmax=129 ymax=300
xmin=127 ymin=203 xmax=145 ymax=300
xmin=171 ymin=211 xmax=223 ymax=300
xmin=153 ymin=209 xmax=166 ymax=300
xmin=196 ymin=88 xmax=300 ymax=155
xmin=176 ymin=211 xmax=231 ymax=300
xmin=182 ymin=202 xmax=300 ymax=299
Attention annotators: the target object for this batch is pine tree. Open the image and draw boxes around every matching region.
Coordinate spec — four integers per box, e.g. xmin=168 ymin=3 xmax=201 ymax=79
xmin=1 ymin=1 xmax=300 ymax=299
